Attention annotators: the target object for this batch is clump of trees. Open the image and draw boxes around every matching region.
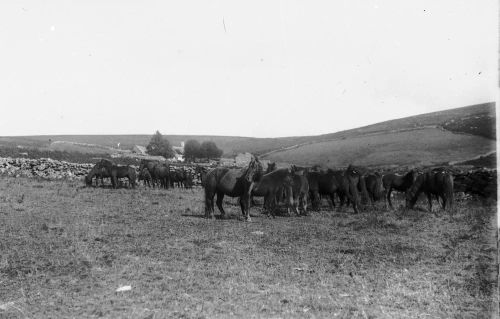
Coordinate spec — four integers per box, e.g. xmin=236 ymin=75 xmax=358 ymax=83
xmin=146 ymin=131 xmax=175 ymax=159
xmin=184 ymin=139 xmax=223 ymax=162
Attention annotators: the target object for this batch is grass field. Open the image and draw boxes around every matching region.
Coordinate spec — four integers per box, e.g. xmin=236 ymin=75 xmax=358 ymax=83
xmin=0 ymin=177 xmax=497 ymax=318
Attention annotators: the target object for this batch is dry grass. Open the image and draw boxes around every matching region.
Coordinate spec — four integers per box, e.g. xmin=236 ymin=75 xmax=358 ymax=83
xmin=0 ymin=177 xmax=497 ymax=318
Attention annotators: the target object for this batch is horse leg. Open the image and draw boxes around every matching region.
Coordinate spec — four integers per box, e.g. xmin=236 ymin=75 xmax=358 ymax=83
xmin=329 ymin=194 xmax=335 ymax=210
xmin=215 ymin=192 xmax=226 ymax=219
xmin=386 ymin=188 xmax=393 ymax=210
xmin=426 ymin=192 xmax=433 ymax=213
xmin=204 ymin=190 xmax=214 ymax=219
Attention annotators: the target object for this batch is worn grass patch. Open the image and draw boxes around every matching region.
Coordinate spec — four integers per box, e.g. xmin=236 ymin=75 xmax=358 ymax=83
xmin=0 ymin=177 xmax=497 ymax=318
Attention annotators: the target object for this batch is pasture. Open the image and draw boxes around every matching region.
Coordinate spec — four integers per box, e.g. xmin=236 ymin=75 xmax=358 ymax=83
xmin=0 ymin=177 xmax=497 ymax=318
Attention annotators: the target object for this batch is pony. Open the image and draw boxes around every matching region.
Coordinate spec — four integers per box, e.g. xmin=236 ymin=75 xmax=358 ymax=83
xmin=290 ymin=166 xmax=309 ymax=215
xmin=204 ymin=156 xmax=263 ymax=221
xmin=85 ymin=159 xmax=114 ymax=187
xmin=363 ymin=172 xmax=385 ymax=205
xmin=251 ymin=168 xmax=296 ymax=217
xmin=336 ymin=165 xmax=370 ymax=214
xmin=98 ymin=159 xmax=136 ymax=189
xmin=382 ymin=170 xmax=417 ymax=209
xmin=406 ymin=170 xmax=454 ymax=212
xmin=307 ymin=169 xmax=344 ymax=210
xmin=138 ymin=168 xmax=152 ymax=187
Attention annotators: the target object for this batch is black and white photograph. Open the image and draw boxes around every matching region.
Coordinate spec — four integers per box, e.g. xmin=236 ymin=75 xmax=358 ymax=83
xmin=0 ymin=1 xmax=497 ymax=318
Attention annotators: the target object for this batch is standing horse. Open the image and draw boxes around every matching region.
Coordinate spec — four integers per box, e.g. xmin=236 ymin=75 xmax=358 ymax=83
xmin=307 ymin=169 xmax=344 ymax=210
xmin=406 ymin=170 xmax=454 ymax=212
xmin=363 ymin=172 xmax=385 ymax=206
xmin=251 ymin=168 xmax=295 ymax=217
xmin=382 ymin=170 xmax=417 ymax=209
xmin=290 ymin=166 xmax=309 ymax=215
xmin=204 ymin=156 xmax=263 ymax=221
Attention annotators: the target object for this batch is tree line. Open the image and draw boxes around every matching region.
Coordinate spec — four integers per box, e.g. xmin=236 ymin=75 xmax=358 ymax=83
xmin=146 ymin=131 xmax=223 ymax=162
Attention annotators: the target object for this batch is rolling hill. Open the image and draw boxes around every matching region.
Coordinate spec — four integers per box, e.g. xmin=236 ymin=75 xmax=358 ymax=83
xmin=0 ymin=102 xmax=495 ymax=167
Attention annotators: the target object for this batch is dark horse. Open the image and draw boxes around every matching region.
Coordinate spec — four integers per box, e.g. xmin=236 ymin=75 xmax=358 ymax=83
xmin=204 ymin=156 xmax=263 ymax=221
xmin=290 ymin=166 xmax=309 ymax=215
xmin=382 ymin=170 xmax=417 ymax=209
xmin=406 ymin=170 xmax=454 ymax=212
xmin=85 ymin=159 xmax=114 ymax=187
xmin=363 ymin=172 xmax=385 ymax=206
xmin=251 ymin=168 xmax=295 ymax=217
xmin=99 ymin=160 xmax=137 ymax=189
xmin=307 ymin=169 xmax=344 ymax=210
xmin=139 ymin=159 xmax=170 ymax=189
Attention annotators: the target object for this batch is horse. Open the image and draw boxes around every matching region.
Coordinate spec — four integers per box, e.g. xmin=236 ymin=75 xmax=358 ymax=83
xmin=204 ymin=156 xmax=263 ymax=221
xmin=363 ymin=172 xmax=385 ymax=206
xmin=406 ymin=170 xmax=454 ymax=212
xmin=138 ymin=168 xmax=152 ymax=187
xmin=290 ymin=166 xmax=309 ymax=215
xmin=335 ymin=165 xmax=371 ymax=214
xmin=307 ymin=169 xmax=344 ymax=210
xmin=251 ymin=168 xmax=296 ymax=217
xmin=98 ymin=160 xmax=136 ymax=189
xmin=85 ymin=160 xmax=114 ymax=187
xmin=153 ymin=164 xmax=171 ymax=189
xmin=382 ymin=170 xmax=417 ymax=209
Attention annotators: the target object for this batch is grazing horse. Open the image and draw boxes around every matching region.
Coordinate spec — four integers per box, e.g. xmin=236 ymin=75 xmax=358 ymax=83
xmin=251 ymin=168 xmax=296 ymax=217
xmin=382 ymin=170 xmax=417 ymax=209
xmin=97 ymin=159 xmax=136 ymax=189
xmin=406 ymin=170 xmax=454 ymax=212
xmin=204 ymin=156 xmax=263 ymax=221
xmin=153 ymin=164 xmax=171 ymax=189
xmin=85 ymin=159 xmax=114 ymax=187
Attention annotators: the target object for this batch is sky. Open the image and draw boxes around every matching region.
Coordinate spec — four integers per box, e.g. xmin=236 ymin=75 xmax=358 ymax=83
xmin=0 ymin=1 xmax=497 ymax=138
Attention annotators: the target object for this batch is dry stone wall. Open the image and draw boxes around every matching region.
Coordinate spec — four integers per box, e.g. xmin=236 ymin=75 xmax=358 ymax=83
xmin=0 ymin=157 xmax=94 ymax=180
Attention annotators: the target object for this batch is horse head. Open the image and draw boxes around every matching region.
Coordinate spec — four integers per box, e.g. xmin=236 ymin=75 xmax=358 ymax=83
xmin=244 ymin=156 xmax=263 ymax=183
xmin=405 ymin=173 xmax=424 ymax=208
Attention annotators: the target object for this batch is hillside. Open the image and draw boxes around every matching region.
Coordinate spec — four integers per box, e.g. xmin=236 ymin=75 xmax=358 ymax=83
xmin=0 ymin=102 xmax=495 ymax=166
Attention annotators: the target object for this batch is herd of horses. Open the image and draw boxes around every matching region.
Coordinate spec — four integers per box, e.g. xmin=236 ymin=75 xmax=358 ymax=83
xmin=85 ymin=159 xmax=195 ymax=189
xmin=202 ymin=156 xmax=455 ymax=221
xmin=84 ymin=156 xmax=456 ymax=221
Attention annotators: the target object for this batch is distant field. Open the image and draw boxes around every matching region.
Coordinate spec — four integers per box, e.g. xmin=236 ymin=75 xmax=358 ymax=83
xmin=263 ymin=127 xmax=496 ymax=167
xmin=0 ymin=178 xmax=497 ymax=318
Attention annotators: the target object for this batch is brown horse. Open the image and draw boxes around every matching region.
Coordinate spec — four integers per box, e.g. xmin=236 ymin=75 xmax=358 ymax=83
xmin=204 ymin=156 xmax=263 ymax=221
xmin=251 ymin=168 xmax=295 ymax=217
xmin=98 ymin=159 xmax=136 ymax=189
xmin=337 ymin=165 xmax=371 ymax=214
xmin=138 ymin=168 xmax=152 ymax=187
xmin=290 ymin=166 xmax=309 ymax=215
xmin=307 ymin=169 xmax=344 ymax=210
xmin=363 ymin=172 xmax=385 ymax=205
xmin=382 ymin=170 xmax=417 ymax=209
xmin=85 ymin=159 xmax=115 ymax=187
xmin=406 ymin=170 xmax=454 ymax=212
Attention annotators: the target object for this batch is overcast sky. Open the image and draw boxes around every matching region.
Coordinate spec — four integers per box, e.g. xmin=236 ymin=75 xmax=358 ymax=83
xmin=0 ymin=1 xmax=496 ymax=138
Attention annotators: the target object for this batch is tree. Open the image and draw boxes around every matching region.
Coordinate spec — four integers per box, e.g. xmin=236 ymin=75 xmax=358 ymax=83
xmin=200 ymin=141 xmax=223 ymax=160
xmin=146 ymin=131 xmax=175 ymax=159
xmin=184 ymin=139 xmax=201 ymax=162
